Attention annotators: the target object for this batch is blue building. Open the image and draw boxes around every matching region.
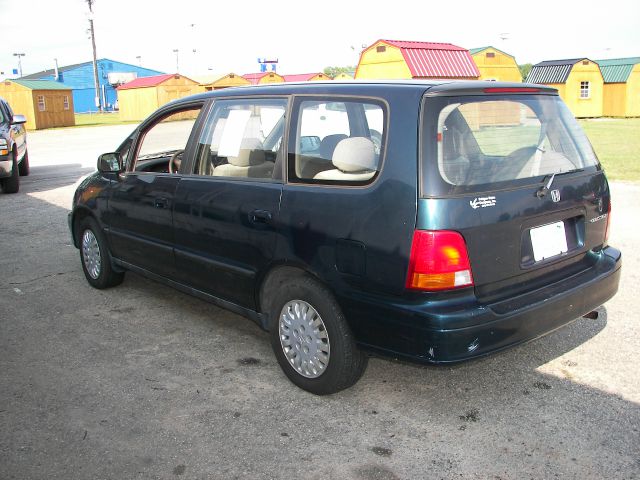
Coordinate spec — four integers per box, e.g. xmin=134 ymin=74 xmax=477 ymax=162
xmin=22 ymin=58 xmax=164 ymax=113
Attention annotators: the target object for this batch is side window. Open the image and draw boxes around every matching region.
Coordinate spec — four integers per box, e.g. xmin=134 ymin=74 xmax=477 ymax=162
xmin=131 ymin=106 xmax=202 ymax=173
xmin=0 ymin=102 xmax=5 ymax=123
xmin=194 ymin=98 xmax=286 ymax=180
xmin=288 ymin=98 xmax=385 ymax=185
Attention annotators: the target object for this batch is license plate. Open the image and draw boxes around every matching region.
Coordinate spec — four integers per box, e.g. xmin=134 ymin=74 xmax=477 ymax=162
xmin=530 ymin=221 xmax=568 ymax=262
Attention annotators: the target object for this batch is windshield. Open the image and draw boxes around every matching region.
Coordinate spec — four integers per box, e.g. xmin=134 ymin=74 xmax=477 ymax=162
xmin=422 ymin=94 xmax=600 ymax=194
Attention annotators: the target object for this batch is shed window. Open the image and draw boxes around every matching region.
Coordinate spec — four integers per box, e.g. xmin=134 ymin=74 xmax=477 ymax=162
xmin=376 ymin=46 xmax=386 ymax=53
xmin=580 ymin=81 xmax=590 ymax=99
xmin=63 ymin=96 xmax=70 ymax=110
xmin=37 ymin=95 xmax=46 ymax=112
xmin=486 ymin=52 xmax=495 ymax=58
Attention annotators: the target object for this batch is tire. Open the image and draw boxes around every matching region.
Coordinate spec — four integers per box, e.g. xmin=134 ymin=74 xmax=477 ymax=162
xmin=0 ymin=152 xmax=19 ymax=193
xmin=18 ymin=149 xmax=29 ymax=176
xmin=78 ymin=216 xmax=125 ymax=289
xmin=269 ymin=276 xmax=368 ymax=395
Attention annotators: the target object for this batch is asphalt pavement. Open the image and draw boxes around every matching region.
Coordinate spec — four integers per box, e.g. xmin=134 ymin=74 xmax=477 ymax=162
xmin=1 ymin=124 xmax=638 ymax=479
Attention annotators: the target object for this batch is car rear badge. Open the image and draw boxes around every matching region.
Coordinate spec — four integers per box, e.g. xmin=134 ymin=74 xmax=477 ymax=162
xmin=469 ymin=196 xmax=496 ymax=209
xmin=550 ymin=189 xmax=561 ymax=203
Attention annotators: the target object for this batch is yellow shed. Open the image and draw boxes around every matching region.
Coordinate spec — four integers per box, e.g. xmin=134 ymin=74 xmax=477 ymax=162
xmin=0 ymin=79 xmax=75 ymax=130
xmin=117 ymin=73 xmax=201 ymax=121
xmin=597 ymin=57 xmax=640 ymax=117
xmin=469 ymin=46 xmax=522 ymax=82
xmin=526 ymin=58 xmax=604 ymax=118
xmin=282 ymin=73 xmax=331 ymax=82
xmin=355 ymin=39 xmax=479 ymax=80
xmin=198 ymin=72 xmax=250 ymax=91
xmin=333 ymin=72 xmax=354 ymax=80
xmin=242 ymin=72 xmax=285 ymax=85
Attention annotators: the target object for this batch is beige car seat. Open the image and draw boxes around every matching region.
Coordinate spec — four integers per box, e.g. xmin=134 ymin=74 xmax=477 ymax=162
xmin=314 ymin=137 xmax=378 ymax=182
xmin=212 ymin=138 xmax=273 ymax=179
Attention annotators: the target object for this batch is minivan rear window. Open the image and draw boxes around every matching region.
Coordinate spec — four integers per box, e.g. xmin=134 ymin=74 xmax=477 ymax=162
xmin=422 ymin=94 xmax=600 ymax=194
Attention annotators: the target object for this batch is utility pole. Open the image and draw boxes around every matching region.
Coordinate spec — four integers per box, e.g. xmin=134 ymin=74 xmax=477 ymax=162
xmin=173 ymin=49 xmax=179 ymax=73
xmin=86 ymin=0 xmax=102 ymax=112
xmin=13 ymin=53 xmax=25 ymax=77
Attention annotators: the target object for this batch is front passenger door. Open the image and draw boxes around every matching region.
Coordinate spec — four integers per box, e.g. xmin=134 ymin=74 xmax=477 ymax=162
xmin=107 ymin=103 xmax=205 ymax=277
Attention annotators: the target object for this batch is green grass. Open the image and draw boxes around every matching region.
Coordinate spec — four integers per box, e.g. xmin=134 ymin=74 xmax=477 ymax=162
xmin=579 ymin=118 xmax=640 ymax=182
xmin=74 ymin=112 xmax=138 ymax=127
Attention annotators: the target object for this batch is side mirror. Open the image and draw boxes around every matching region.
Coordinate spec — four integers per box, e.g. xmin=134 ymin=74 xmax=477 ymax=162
xmin=97 ymin=152 xmax=121 ymax=173
xmin=11 ymin=114 xmax=26 ymax=125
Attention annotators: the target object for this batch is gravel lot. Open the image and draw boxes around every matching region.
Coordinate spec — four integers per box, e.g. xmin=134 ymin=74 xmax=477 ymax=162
xmin=1 ymin=125 xmax=638 ymax=479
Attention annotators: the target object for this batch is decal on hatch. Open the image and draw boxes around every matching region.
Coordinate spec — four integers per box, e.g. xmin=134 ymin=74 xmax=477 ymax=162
xmin=469 ymin=196 xmax=496 ymax=209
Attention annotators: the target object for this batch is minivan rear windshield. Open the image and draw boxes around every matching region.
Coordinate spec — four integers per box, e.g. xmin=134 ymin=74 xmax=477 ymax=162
xmin=421 ymin=94 xmax=600 ymax=195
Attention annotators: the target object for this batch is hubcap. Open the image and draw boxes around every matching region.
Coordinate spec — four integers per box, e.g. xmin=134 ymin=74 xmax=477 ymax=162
xmin=279 ymin=300 xmax=330 ymax=378
xmin=81 ymin=229 xmax=101 ymax=280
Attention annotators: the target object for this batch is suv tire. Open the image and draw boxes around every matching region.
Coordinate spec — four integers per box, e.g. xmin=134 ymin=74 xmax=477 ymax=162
xmin=1 ymin=152 xmax=19 ymax=193
xmin=78 ymin=217 xmax=125 ymax=289
xmin=269 ymin=276 xmax=368 ymax=395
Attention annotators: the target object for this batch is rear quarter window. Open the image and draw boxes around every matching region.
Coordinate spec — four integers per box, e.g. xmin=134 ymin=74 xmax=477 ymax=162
xmin=422 ymin=94 xmax=600 ymax=195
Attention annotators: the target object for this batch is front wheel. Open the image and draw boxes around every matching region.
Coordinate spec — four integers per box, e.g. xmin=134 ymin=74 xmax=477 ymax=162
xmin=269 ymin=276 xmax=368 ymax=395
xmin=78 ymin=217 xmax=124 ymax=289
xmin=0 ymin=152 xmax=19 ymax=193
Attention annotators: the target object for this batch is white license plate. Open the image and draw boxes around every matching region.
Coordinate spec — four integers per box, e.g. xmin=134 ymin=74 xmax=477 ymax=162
xmin=530 ymin=221 xmax=568 ymax=262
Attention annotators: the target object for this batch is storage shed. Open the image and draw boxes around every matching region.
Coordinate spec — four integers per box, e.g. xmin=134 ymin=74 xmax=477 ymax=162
xmin=597 ymin=57 xmax=640 ymax=117
xmin=333 ymin=72 xmax=354 ymax=80
xmin=117 ymin=74 xmax=201 ymax=121
xmin=199 ymin=73 xmax=250 ymax=91
xmin=0 ymin=79 xmax=75 ymax=130
xmin=242 ymin=72 xmax=285 ymax=85
xmin=282 ymin=73 xmax=331 ymax=82
xmin=526 ymin=59 xmax=604 ymax=118
xmin=355 ymin=39 xmax=479 ymax=80
xmin=469 ymin=46 xmax=522 ymax=82
xmin=22 ymin=58 xmax=164 ymax=113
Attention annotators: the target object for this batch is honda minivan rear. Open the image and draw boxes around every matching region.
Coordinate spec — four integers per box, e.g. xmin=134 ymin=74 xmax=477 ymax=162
xmin=375 ymin=84 xmax=621 ymax=363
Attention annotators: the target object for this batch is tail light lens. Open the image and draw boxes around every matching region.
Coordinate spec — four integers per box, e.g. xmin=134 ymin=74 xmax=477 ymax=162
xmin=604 ymin=199 xmax=612 ymax=245
xmin=406 ymin=230 xmax=474 ymax=291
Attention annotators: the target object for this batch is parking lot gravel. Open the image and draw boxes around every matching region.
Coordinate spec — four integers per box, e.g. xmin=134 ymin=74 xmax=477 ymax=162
xmin=1 ymin=125 xmax=638 ymax=479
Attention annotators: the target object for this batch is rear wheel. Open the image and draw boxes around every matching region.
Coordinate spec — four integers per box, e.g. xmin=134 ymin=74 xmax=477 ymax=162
xmin=0 ymin=152 xmax=19 ymax=193
xmin=18 ymin=149 xmax=29 ymax=176
xmin=269 ymin=276 xmax=368 ymax=395
xmin=78 ymin=217 xmax=124 ymax=289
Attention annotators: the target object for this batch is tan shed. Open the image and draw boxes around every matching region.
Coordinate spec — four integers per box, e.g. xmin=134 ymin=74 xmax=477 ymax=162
xmin=282 ymin=73 xmax=331 ymax=82
xmin=0 ymin=79 xmax=75 ymax=130
xmin=117 ymin=73 xmax=201 ymax=121
xmin=198 ymin=73 xmax=251 ymax=91
xmin=242 ymin=72 xmax=285 ymax=85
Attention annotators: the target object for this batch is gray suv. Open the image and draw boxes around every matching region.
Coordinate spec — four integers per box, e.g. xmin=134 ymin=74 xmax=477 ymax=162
xmin=0 ymin=97 xmax=28 ymax=193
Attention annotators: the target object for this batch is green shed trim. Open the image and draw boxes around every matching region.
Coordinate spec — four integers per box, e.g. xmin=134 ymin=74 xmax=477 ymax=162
xmin=596 ymin=57 xmax=640 ymax=83
xmin=9 ymin=79 xmax=72 ymax=91
xmin=469 ymin=46 xmax=515 ymax=59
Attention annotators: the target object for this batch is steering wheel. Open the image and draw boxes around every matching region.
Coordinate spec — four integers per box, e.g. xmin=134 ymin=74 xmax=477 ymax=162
xmin=168 ymin=149 xmax=184 ymax=174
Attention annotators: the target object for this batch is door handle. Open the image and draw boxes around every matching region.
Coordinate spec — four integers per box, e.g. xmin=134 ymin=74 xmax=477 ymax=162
xmin=154 ymin=197 xmax=169 ymax=209
xmin=249 ymin=209 xmax=272 ymax=224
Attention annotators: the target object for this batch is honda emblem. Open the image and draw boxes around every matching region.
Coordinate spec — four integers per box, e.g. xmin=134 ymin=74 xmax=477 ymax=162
xmin=550 ymin=189 xmax=561 ymax=203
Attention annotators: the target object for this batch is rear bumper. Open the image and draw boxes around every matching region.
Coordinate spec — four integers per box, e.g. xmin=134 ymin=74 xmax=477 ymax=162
xmin=346 ymin=246 xmax=621 ymax=363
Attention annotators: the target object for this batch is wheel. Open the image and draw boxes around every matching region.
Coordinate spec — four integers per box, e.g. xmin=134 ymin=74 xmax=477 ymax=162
xmin=78 ymin=217 xmax=124 ymax=289
xmin=0 ymin=152 xmax=20 ymax=193
xmin=269 ymin=276 xmax=368 ymax=395
xmin=168 ymin=149 xmax=184 ymax=174
xmin=18 ymin=149 xmax=29 ymax=176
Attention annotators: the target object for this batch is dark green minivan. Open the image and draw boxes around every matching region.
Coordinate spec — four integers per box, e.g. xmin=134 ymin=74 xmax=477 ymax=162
xmin=69 ymin=81 xmax=621 ymax=394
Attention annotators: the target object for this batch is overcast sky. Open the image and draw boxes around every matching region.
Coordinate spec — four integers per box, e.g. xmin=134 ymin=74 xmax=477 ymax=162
xmin=1 ymin=0 xmax=639 ymax=79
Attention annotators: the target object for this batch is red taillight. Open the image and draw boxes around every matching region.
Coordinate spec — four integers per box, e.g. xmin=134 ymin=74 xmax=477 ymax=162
xmin=483 ymin=87 xmax=541 ymax=94
xmin=604 ymin=199 xmax=612 ymax=245
xmin=405 ymin=230 xmax=474 ymax=291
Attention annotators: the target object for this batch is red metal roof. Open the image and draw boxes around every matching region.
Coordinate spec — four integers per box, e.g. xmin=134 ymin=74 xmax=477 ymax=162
xmin=379 ymin=39 xmax=480 ymax=78
xmin=282 ymin=73 xmax=326 ymax=82
xmin=117 ymin=73 xmax=176 ymax=90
